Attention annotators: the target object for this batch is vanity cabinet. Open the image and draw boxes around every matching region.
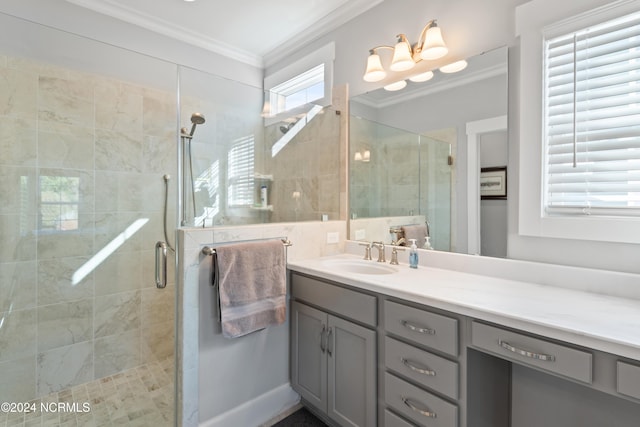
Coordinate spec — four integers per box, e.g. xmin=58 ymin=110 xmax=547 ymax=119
xmin=290 ymin=273 xmax=377 ymax=427
xmin=471 ymin=321 xmax=593 ymax=384
xmin=287 ymin=266 xmax=640 ymax=427
xmin=382 ymin=299 xmax=461 ymax=427
xmin=617 ymin=361 xmax=640 ymax=400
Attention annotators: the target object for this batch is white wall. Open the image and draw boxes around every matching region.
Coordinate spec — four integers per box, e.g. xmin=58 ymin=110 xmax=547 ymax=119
xmin=265 ymin=0 xmax=526 ymax=97
xmin=480 ymin=131 xmax=509 ymax=258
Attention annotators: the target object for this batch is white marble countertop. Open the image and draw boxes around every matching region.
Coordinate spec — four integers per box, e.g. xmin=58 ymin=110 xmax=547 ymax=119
xmin=287 ymin=250 xmax=640 ymax=362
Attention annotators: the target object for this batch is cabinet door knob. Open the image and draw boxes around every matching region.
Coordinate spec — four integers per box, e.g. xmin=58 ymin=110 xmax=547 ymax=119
xmin=401 ymin=358 xmax=436 ymax=376
xmin=402 ymin=397 xmax=437 ymax=418
xmin=401 ymin=320 xmax=435 ymax=335
xmin=327 ymin=327 xmax=333 ymax=357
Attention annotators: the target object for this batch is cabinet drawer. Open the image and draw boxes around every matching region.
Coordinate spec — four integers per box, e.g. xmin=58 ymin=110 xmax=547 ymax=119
xmin=617 ymin=361 xmax=640 ymax=400
xmin=471 ymin=321 xmax=592 ymax=384
xmin=385 ymin=336 xmax=458 ymax=400
xmin=385 ymin=372 xmax=458 ymax=427
xmin=384 ymin=409 xmax=416 ymax=427
xmin=384 ymin=300 xmax=458 ymax=356
xmin=291 ymin=273 xmax=376 ymax=326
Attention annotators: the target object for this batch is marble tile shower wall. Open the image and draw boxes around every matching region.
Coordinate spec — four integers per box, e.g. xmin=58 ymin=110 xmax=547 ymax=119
xmin=263 ymin=87 xmax=346 ymax=223
xmin=0 ymin=54 xmax=177 ymax=402
xmin=350 ymin=119 xmax=420 ymax=218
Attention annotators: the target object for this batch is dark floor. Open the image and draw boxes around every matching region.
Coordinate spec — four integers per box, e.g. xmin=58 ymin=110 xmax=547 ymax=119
xmin=272 ymin=408 xmax=328 ymax=427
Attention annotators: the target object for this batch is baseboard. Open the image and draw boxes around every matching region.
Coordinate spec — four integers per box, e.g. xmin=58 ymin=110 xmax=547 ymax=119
xmin=199 ymin=383 xmax=300 ymax=427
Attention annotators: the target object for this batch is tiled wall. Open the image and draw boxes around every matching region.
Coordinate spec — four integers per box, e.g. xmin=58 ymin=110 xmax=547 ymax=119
xmin=349 ymin=116 xmax=454 ymax=251
xmin=350 ymin=116 xmax=421 ymax=218
xmin=263 ymin=86 xmax=348 ymax=223
xmin=0 ymin=54 xmax=177 ymax=401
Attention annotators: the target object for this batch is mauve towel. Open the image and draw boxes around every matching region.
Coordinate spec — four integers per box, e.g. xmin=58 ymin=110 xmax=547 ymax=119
xmin=215 ymin=239 xmax=286 ymax=338
xmin=401 ymin=224 xmax=427 ymax=249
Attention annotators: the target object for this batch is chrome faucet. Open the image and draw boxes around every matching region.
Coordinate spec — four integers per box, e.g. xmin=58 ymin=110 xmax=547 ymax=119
xmin=372 ymin=241 xmax=386 ymax=262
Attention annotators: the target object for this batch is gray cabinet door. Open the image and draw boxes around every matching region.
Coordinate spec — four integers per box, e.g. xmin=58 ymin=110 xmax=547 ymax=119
xmin=328 ymin=315 xmax=377 ymax=427
xmin=291 ymin=301 xmax=327 ymax=412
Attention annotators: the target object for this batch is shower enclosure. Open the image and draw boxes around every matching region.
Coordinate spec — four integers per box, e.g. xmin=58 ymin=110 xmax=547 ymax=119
xmin=0 ymin=13 xmax=178 ymax=426
xmin=0 ymin=10 xmax=344 ymax=427
xmin=350 ymin=115 xmax=452 ymax=251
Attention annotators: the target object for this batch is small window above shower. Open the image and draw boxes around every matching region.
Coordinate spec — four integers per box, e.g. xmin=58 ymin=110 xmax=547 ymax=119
xmin=262 ymin=42 xmax=335 ymax=122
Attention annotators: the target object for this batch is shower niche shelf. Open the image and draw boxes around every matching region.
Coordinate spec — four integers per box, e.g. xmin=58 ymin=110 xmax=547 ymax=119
xmin=254 ymin=173 xmax=273 ymax=181
xmin=251 ymin=205 xmax=273 ymax=211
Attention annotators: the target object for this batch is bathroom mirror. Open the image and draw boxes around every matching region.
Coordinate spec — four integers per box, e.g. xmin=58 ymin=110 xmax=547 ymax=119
xmin=349 ymin=46 xmax=508 ymax=255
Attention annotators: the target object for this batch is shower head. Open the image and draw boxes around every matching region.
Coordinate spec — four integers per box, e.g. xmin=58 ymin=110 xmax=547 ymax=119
xmin=186 ymin=112 xmax=206 ymax=137
xmin=280 ymin=121 xmax=295 ymax=134
xmin=191 ymin=112 xmax=206 ymax=125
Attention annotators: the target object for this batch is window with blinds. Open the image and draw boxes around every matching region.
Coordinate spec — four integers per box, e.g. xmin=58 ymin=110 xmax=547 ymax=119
xmin=544 ymin=11 xmax=640 ymax=216
xmin=227 ymin=135 xmax=255 ymax=207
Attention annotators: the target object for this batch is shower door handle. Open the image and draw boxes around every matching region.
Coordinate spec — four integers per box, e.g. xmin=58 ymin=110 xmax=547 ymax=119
xmin=155 ymin=241 xmax=168 ymax=289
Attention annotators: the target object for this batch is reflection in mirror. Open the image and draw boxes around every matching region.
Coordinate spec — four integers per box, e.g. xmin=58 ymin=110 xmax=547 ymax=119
xmin=178 ymin=64 xmax=346 ymax=227
xmin=350 ymin=119 xmax=452 ymax=251
xmin=349 ymin=46 xmax=508 ymax=256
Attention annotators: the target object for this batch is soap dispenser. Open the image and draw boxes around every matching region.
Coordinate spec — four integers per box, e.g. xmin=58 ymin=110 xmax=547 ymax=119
xmin=409 ymin=239 xmax=418 ymax=269
xmin=423 ymin=236 xmax=433 ymax=250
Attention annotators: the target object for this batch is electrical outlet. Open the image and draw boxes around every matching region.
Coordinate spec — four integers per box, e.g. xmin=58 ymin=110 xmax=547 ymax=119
xmin=355 ymin=229 xmax=366 ymax=240
xmin=326 ymin=231 xmax=340 ymax=244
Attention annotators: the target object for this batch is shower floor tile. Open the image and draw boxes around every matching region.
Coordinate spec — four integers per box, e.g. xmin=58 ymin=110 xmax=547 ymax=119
xmin=0 ymin=357 xmax=174 ymax=427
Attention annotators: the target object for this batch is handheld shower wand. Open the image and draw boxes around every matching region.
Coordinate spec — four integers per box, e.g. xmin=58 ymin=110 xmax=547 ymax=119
xmin=181 ymin=113 xmax=206 ymax=225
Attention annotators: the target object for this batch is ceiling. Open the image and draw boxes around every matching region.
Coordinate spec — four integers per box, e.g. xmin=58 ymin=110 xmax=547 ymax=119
xmin=64 ymin=0 xmax=382 ymax=67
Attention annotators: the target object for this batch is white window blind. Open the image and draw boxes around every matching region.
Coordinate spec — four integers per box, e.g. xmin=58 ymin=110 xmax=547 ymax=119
xmin=227 ymin=136 xmax=255 ymax=207
xmin=544 ymin=11 xmax=640 ymax=216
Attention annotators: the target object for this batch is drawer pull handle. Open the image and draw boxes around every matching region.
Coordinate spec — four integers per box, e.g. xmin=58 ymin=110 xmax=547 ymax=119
xmin=402 ymin=397 xmax=437 ymax=418
xmin=401 ymin=358 xmax=436 ymax=376
xmin=327 ymin=327 xmax=333 ymax=357
xmin=401 ymin=320 xmax=435 ymax=335
xmin=498 ymin=340 xmax=556 ymax=362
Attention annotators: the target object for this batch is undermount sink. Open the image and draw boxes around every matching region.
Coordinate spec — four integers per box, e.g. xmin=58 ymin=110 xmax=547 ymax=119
xmin=322 ymin=259 xmax=399 ymax=275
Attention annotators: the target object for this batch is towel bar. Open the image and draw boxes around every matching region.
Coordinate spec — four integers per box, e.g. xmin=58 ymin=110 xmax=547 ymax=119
xmin=202 ymin=238 xmax=292 ymax=256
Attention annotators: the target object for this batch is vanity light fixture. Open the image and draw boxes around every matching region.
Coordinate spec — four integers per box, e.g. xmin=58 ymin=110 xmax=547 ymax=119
xmin=363 ymin=19 xmax=448 ymax=83
xmin=440 ymin=59 xmax=468 ymax=73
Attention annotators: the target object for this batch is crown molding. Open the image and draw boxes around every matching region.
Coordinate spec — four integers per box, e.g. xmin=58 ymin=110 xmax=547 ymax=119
xmin=65 ymin=0 xmax=264 ymax=67
xmin=65 ymin=0 xmax=382 ymax=70
xmin=263 ymin=0 xmax=384 ymax=68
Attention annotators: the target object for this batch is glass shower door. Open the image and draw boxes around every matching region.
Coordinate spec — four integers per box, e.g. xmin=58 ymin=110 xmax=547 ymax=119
xmin=0 ymin=13 xmax=178 ymax=426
